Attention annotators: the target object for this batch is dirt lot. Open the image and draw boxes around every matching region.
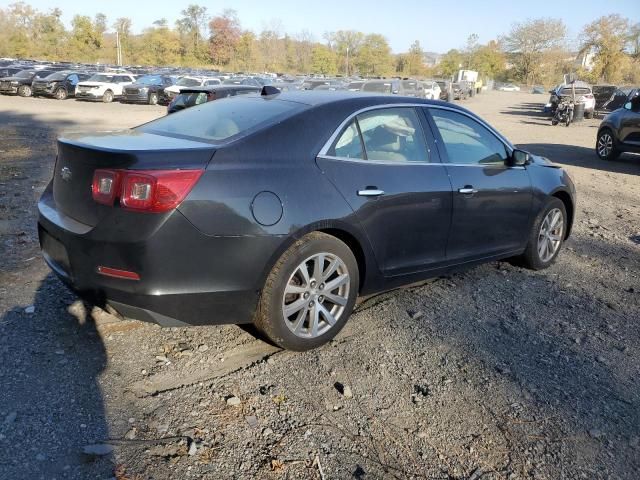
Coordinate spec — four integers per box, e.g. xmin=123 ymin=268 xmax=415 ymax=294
xmin=0 ymin=92 xmax=638 ymax=480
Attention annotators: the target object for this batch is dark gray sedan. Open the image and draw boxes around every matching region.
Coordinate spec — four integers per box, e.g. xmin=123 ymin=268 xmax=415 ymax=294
xmin=38 ymin=91 xmax=576 ymax=350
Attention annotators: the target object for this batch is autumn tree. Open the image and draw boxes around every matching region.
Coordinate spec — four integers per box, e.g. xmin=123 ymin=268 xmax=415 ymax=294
xmin=208 ymin=9 xmax=241 ymax=67
xmin=580 ymin=14 xmax=633 ymax=83
xmin=501 ymin=18 xmax=567 ymax=84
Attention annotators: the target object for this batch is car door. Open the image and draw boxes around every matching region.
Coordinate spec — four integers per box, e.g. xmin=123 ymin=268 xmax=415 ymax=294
xmin=618 ymin=99 xmax=640 ymax=148
xmin=425 ymin=106 xmax=532 ymax=261
xmin=317 ymin=106 xmax=453 ymax=275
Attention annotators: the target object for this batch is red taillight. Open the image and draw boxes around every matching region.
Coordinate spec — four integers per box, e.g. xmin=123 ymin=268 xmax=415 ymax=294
xmin=91 ymin=169 xmax=203 ymax=213
xmin=92 ymin=169 xmax=122 ymax=206
xmin=97 ymin=266 xmax=140 ymax=280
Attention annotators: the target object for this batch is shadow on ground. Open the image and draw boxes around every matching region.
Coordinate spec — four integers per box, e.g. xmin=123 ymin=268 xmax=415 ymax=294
xmin=0 ymin=274 xmax=113 ymax=478
xmin=518 ymin=143 xmax=640 ymax=176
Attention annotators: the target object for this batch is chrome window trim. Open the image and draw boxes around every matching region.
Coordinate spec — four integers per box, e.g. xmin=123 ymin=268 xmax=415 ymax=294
xmin=317 ymin=102 xmax=514 ymax=163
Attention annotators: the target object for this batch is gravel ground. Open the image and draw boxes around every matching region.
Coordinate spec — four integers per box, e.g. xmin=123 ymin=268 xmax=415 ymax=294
xmin=0 ymin=92 xmax=638 ymax=480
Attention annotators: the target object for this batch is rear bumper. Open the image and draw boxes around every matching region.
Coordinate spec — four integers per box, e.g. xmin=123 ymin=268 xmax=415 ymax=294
xmin=37 ymin=185 xmax=282 ymax=327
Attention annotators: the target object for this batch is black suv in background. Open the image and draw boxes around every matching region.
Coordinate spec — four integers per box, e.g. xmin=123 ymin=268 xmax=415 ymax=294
xmin=32 ymin=71 xmax=92 ymax=100
xmin=0 ymin=69 xmax=55 ymax=96
xmin=122 ymin=74 xmax=174 ymax=105
xmin=167 ymin=85 xmax=261 ymax=114
xmin=0 ymin=67 xmax=22 ymax=79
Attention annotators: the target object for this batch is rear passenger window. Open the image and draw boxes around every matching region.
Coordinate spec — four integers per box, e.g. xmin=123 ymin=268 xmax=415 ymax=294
xmin=357 ymin=108 xmax=429 ymax=162
xmin=429 ymin=109 xmax=507 ymax=165
xmin=330 ymin=121 xmax=364 ymax=159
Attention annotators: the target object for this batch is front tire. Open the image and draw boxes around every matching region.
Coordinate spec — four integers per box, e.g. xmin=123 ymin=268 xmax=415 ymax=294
xmin=596 ymin=128 xmax=620 ymax=161
xmin=148 ymin=92 xmax=158 ymax=105
xmin=55 ymin=88 xmax=67 ymax=100
xmin=254 ymin=232 xmax=359 ymax=351
xmin=102 ymin=90 xmax=113 ymax=103
xmin=18 ymin=85 xmax=31 ymax=97
xmin=519 ymin=197 xmax=567 ymax=270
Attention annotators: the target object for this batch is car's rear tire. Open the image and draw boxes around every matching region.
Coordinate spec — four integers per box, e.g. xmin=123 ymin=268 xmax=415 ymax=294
xmin=102 ymin=90 xmax=113 ymax=103
xmin=518 ymin=197 xmax=567 ymax=270
xmin=18 ymin=85 xmax=31 ymax=97
xmin=148 ymin=92 xmax=158 ymax=105
xmin=254 ymin=232 xmax=359 ymax=351
xmin=596 ymin=128 xmax=620 ymax=161
xmin=55 ymin=88 xmax=67 ymax=100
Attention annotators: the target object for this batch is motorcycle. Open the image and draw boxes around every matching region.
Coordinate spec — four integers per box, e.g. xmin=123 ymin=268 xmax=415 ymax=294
xmin=552 ymin=97 xmax=574 ymax=126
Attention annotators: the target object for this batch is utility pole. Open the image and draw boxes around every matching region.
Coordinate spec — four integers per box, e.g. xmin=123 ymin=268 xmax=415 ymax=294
xmin=346 ymin=47 xmax=349 ymax=77
xmin=116 ymin=30 xmax=122 ymax=66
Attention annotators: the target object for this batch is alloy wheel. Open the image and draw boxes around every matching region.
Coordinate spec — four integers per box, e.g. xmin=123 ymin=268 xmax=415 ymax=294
xmin=282 ymin=252 xmax=350 ymax=338
xmin=597 ymin=133 xmax=613 ymax=158
xmin=537 ymin=208 xmax=564 ymax=263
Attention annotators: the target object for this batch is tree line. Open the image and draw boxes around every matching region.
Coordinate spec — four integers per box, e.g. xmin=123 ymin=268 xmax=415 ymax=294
xmin=0 ymin=2 xmax=638 ymax=85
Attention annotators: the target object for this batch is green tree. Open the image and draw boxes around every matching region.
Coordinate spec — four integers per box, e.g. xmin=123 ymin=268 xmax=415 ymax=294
xmin=134 ymin=22 xmax=181 ymax=65
xmin=176 ymin=4 xmax=208 ymax=62
xmin=438 ymin=49 xmax=464 ymax=78
xmin=235 ymin=30 xmax=258 ymax=71
xmin=404 ymin=40 xmax=425 ymax=76
xmin=32 ymin=8 xmax=66 ymax=59
xmin=471 ymin=40 xmax=506 ymax=79
xmin=68 ymin=14 xmax=102 ymax=61
xmin=311 ymin=44 xmax=337 ymax=74
xmin=356 ymin=34 xmax=392 ymax=76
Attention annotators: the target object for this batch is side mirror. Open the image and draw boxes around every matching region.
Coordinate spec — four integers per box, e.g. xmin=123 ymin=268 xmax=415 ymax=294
xmin=510 ymin=149 xmax=529 ymax=166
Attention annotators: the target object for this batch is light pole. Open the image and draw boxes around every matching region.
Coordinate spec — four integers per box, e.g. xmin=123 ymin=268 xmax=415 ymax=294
xmin=346 ymin=47 xmax=349 ymax=77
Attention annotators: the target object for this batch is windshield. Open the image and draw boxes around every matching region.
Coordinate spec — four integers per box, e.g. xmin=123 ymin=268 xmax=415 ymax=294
xmin=137 ymin=75 xmax=164 ymax=85
xmin=362 ymin=82 xmax=392 ymax=93
xmin=87 ymin=74 xmax=114 ymax=83
xmin=15 ymin=70 xmax=35 ymax=78
xmin=177 ymin=77 xmax=201 ymax=87
xmin=139 ymin=96 xmax=305 ymax=143
xmin=45 ymin=72 xmax=68 ymax=81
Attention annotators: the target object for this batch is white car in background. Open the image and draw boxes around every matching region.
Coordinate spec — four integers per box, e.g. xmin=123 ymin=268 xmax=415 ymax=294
xmin=498 ymin=83 xmax=521 ymax=92
xmin=421 ymin=80 xmax=442 ymax=99
xmin=75 ymin=73 xmax=136 ymax=103
xmin=163 ymin=76 xmax=222 ymax=102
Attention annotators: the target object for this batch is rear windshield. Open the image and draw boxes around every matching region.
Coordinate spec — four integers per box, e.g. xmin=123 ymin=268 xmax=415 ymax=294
xmin=137 ymin=75 xmax=164 ymax=85
xmin=16 ymin=70 xmax=35 ymax=78
xmin=172 ymin=92 xmax=209 ymax=110
xmin=177 ymin=77 xmax=201 ymax=87
xmin=87 ymin=74 xmax=114 ymax=83
xmin=559 ymin=87 xmax=591 ymax=96
xmin=363 ymin=82 xmax=392 ymax=93
xmin=139 ymin=96 xmax=305 ymax=143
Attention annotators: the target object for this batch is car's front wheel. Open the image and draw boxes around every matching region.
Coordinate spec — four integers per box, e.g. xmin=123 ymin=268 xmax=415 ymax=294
xmin=596 ymin=128 xmax=620 ymax=161
xmin=102 ymin=90 xmax=113 ymax=103
xmin=148 ymin=92 xmax=158 ymax=105
xmin=255 ymin=232 xmax=359 ymax=351
xmin=519 ymin=197 xmax=567 ymax=270
xmin=18 ymin=85 xmax=31 ymax=97
xmin=55 ymin=88 xmax=67 ymax=100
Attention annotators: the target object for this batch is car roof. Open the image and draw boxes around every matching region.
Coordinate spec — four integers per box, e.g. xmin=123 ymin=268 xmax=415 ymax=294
xmin=178 ymin=85 xmax=261 ymax=93
xmin=254 ymin=90 xmax=450 ymax=108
